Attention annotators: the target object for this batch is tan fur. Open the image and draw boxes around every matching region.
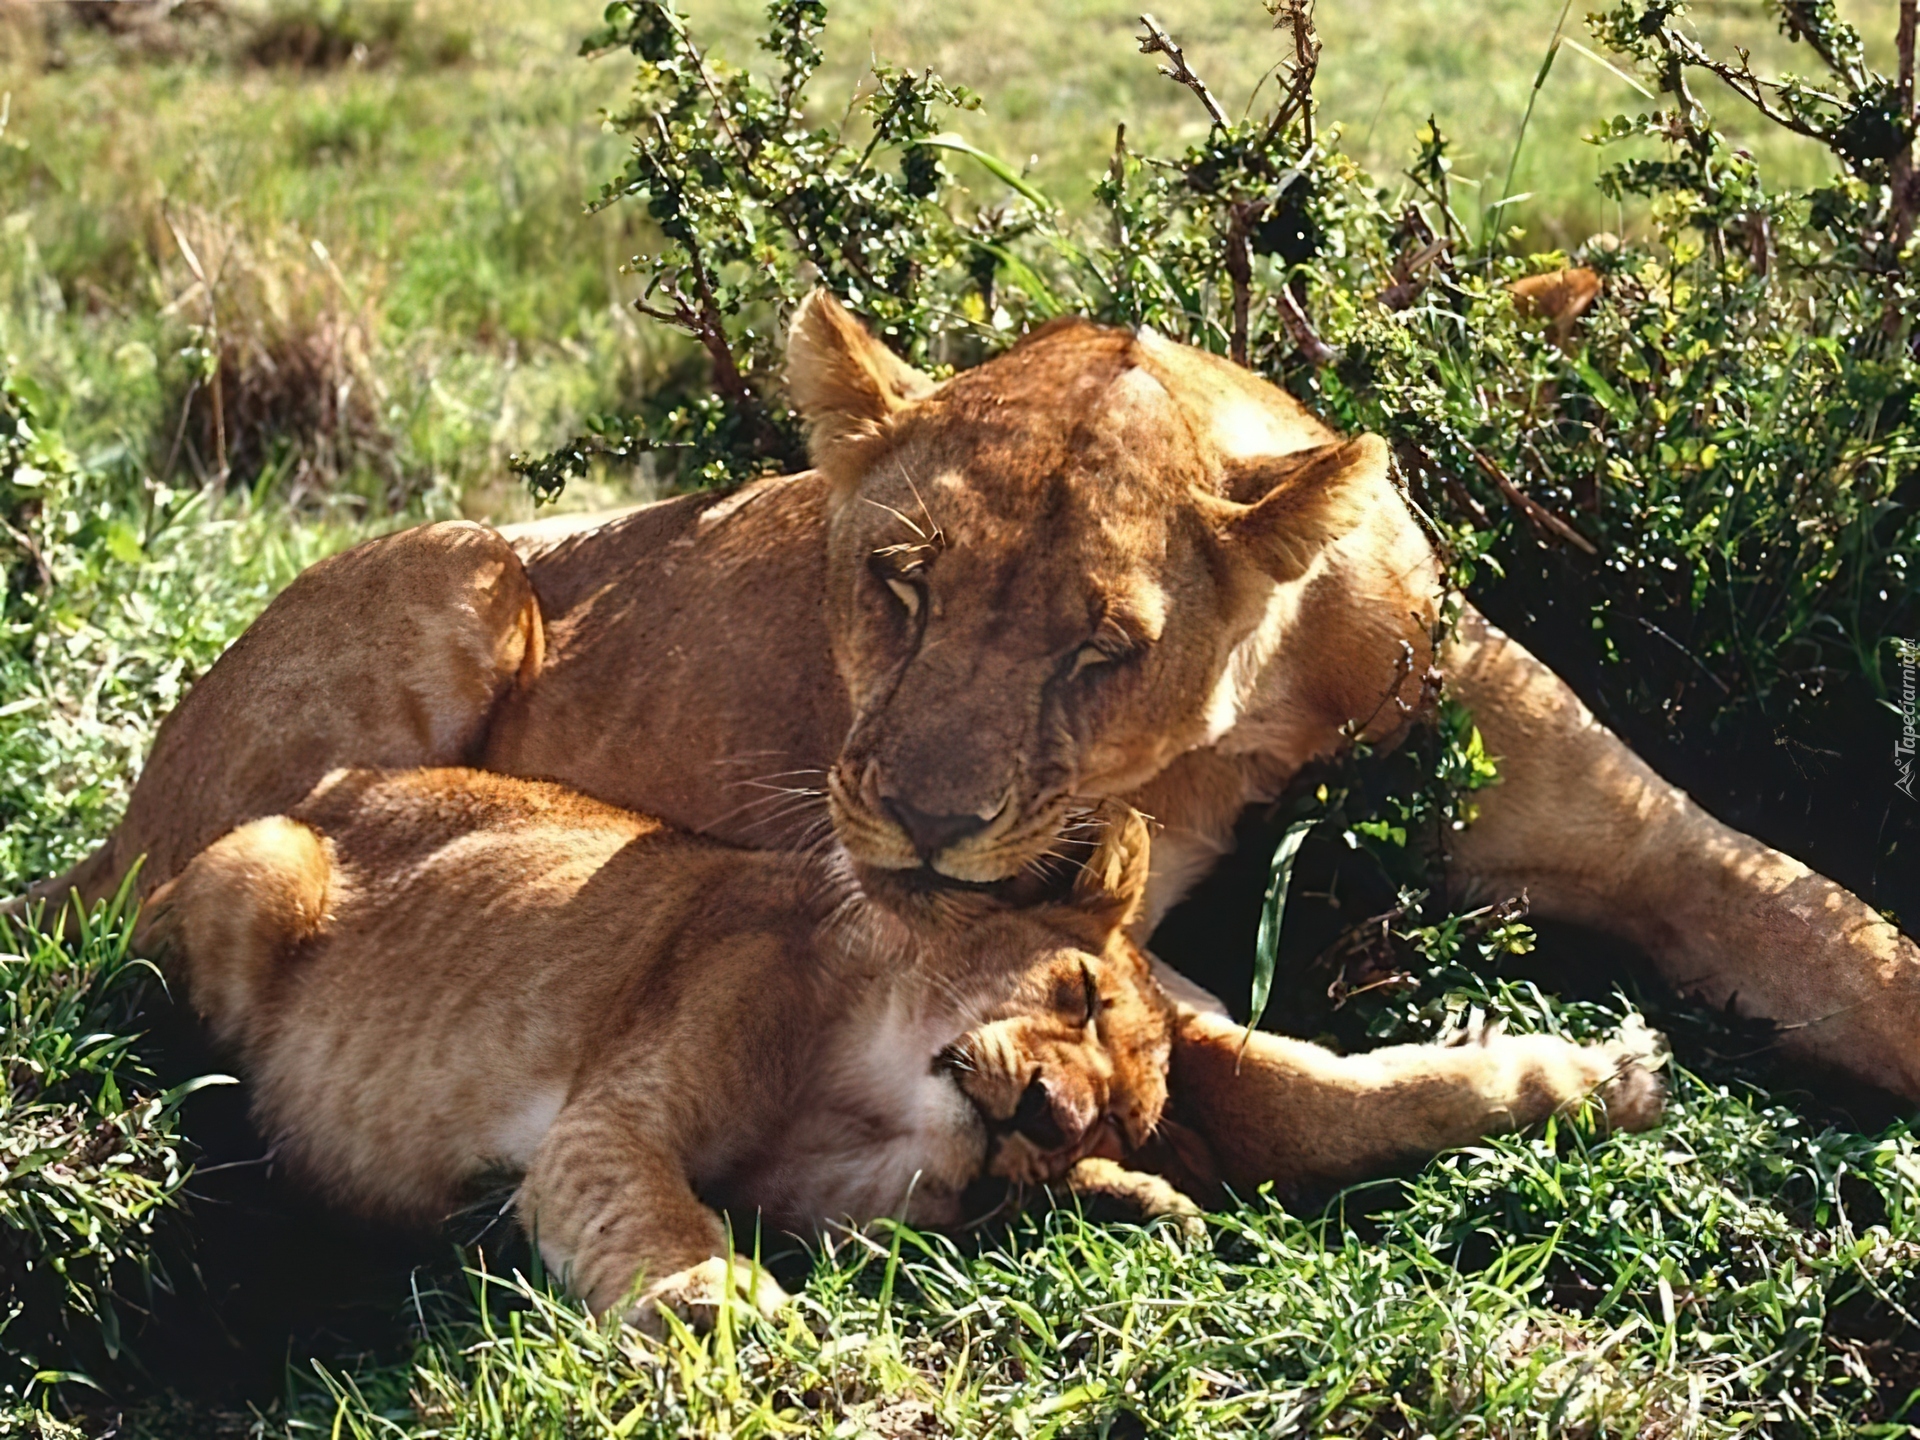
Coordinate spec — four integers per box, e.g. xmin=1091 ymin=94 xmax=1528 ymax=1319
xmin=138 ymin=772 xmax=1176 ymax=1328
xmin=143 ymin=770 xmax=1663 ymax=1329
xmin=1511 ymin=266 xmax=1602 ymax=347
xmin=44 ymin=291 xmax=1920 ymax=1107
xmin=1158 ymin=1008 xmax=1665 ymax=1204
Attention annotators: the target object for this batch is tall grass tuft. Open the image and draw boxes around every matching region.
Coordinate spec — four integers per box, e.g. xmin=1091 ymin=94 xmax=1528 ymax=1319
xmin=157 ymin=209 xmax=402 ymax=507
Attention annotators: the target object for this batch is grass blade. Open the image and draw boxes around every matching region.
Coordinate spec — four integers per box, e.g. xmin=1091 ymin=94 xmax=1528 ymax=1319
xmin=1241 ymin=817 xmax=1316 ymax=1057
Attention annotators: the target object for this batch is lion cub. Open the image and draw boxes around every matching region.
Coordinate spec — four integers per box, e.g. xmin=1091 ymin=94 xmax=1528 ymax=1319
xmin=137 ymin=768 xmax=1176 ymax=1329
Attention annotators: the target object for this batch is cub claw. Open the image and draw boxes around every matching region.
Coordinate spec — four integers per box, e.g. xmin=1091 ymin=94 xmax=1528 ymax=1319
xmin=628 ymin=1255 xmax=790 ymax=1336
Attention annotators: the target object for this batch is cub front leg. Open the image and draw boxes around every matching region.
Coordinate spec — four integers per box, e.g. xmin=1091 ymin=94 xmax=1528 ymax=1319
xmin=1444 ymin=604 xmax=1920 ymax=1099
xmin=519 ymin=1096 xmax=788 ymax=1334
xmin=1164 ymin=1007 xmax=1663 ymax=1202
xmin=1060 ymin=1156 xmax=1205 ymax=1239
xmin=22 ymin=521 xmax=542 ymax=909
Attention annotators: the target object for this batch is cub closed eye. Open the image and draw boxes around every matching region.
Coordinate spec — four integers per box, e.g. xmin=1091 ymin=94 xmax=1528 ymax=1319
xmin=1080 ymin=961 xmax=1100 ymax=1025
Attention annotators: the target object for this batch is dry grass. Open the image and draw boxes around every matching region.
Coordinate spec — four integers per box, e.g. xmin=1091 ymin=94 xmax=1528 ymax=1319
xmin=156 ymin=207 xmax=403 ymax=506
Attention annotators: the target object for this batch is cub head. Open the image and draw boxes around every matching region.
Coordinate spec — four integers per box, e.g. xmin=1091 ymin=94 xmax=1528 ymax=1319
xmin=936 ymin=804 xmax=1174 ymax=1185
xmin=789 ymin=289 xmax=1394 ymax=884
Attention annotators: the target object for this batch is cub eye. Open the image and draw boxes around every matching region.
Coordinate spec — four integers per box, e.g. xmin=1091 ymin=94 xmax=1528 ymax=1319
xmin=1080 ymin=960 xmax=1100 ymax=1026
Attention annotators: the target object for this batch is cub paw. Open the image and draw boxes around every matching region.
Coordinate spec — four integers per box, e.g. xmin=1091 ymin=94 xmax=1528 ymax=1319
xmin=1591 ymin=1015 xmax=1669 ymax=1133
xmin=1063 ymin=1157 xmax=1207 ymax=1241
xmin=629 ymin=1255 xmax=790 ymax=1336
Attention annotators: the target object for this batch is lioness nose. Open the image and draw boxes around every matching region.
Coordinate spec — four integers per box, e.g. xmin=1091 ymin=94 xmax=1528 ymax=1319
xmin=885 ymin=797 xmax=989 ymax=861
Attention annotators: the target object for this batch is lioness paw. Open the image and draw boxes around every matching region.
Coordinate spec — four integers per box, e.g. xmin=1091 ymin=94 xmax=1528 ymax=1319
xmin=629 ymin=1255 xmax=790 ymax=1336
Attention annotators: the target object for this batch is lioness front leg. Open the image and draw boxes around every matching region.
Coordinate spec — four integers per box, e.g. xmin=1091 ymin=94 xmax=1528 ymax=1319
xmin=1164 ymin=1007 xmax=1664 ymax=1202
xmin=23 ymin=521 xmax=542 ymax=909
xmin=1444 ymin=604 xmax=1920 ymax=1098
xmin=519 ymin=1095 xmax=788 ymax=1334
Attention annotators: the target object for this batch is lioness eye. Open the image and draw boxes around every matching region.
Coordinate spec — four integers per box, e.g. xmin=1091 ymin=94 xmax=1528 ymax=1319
xmin=1070 ymin=628 xmax=1136 ymax=680
xmin=885 ymin=577 xmax=922 ymax=617
xmin=1068 ymin=644 xmax=1110 ymax=679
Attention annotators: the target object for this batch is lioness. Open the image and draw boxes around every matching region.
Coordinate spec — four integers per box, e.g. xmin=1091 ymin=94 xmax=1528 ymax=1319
xmin=137 ymin=769 xmax=1663 ymax=1327
xmin=43 ymin=291 xmax=1920 ymax=1105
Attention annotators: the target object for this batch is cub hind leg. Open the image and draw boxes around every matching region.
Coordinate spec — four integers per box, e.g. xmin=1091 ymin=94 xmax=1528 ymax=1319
xmin=21 ymin=521 xmax=542 ymax=911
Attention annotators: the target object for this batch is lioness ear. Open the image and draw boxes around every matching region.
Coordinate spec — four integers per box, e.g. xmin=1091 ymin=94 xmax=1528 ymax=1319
xmin=786 ymin=289 xmax=936 ymax=481
xmin=1069 ymin=801 xmax=1154 ymax=938
xmin=1193 ymin=433 xmax=1389 ymax=585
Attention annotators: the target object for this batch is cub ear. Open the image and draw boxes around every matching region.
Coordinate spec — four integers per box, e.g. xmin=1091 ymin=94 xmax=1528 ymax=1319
xmin=785 ymin=289 xmax=936 ymax=482
xmin=1068 ymin=801 xmax=1154 ymax=939
xmin=1192 ymin=433 xmax=1390 ymax=585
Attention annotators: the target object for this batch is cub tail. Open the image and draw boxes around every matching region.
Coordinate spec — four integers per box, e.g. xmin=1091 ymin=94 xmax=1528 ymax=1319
xmin=135 ymin=816 xmax=335 ymax=1053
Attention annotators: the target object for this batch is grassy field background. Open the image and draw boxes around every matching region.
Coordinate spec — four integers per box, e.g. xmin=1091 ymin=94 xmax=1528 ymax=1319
xmin=3 ymin=0 xmax=1918 ymax=1434
xmin=0 ymin=0 xmax=1890 ymax=527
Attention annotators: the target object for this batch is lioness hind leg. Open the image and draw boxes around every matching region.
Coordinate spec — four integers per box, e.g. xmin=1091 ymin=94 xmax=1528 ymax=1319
xmin=1443 ymin=604 xmax=1920 ymax=1099
xmin=1163 ymin=1007 xmax=1664 ymax=1203
xmin=21 ymin=521 xmax=542 ymax=911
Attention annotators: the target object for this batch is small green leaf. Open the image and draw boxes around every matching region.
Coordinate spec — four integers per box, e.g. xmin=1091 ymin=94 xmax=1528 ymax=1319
xmin=1571 ymin=352 xmax=1639 ymax=423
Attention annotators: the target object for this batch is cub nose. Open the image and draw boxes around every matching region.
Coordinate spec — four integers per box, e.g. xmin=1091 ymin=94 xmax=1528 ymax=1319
xmin=885 ymin=797 xmax=989 ymax=862
xmin=1010 ymin=1076 xmax=1069 ymax=1150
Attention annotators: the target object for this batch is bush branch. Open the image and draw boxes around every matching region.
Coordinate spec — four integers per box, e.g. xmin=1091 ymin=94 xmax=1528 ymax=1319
xmin=1138 ymin=14 xmax=1229 ymax=129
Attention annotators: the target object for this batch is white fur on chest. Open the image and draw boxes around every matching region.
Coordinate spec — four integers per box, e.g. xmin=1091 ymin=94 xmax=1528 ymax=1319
xmin=747 ymin=990 xmax=984 ymax=1230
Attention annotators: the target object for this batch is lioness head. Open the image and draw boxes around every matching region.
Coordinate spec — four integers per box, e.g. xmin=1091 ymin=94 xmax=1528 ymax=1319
xmin=789 ymin=290 xmax=1393 ymax=884
xmin=937 ymin=804 xmax=1174 ymax=1186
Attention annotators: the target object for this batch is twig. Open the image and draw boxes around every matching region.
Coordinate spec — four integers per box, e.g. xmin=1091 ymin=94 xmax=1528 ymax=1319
xmin=1635 ymin=616 xmax=1733 ymax=696
xmin=0 ymin=516 xmax=51 ymax=591
xmin=632 ymin=120 xmax=784 ymax=456
xmin=1264 ymin=0 xmax=1321 ymax=147
xmin=1138 ymin=14 xmax=1229 ymax=129
xmin=1891 ymin=0 xmax=1918 ymax=255
xmin=1470 ymin=448 xmax=1598 ymax=555
xmin=1274 ymin=282 xmax=1338 ymax=365
xmin=1379 ymin=207 xmax=1450 ymax=309
xmin=1225 ymin=203 xmax=1253 ymax=366
xmin=1666 ymin=33 xmax=1829 ymax=143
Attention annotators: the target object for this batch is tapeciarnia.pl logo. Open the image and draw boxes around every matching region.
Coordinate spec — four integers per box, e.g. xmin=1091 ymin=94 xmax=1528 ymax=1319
xmin=1898 ymin=639 xmax=1918 ymax=801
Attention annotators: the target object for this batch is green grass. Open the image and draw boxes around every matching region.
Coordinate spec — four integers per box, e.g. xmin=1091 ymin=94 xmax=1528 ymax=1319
xmin=285 ymin=1062 xmax=1920 ymax=1437
xmin=2 ymin=0 xmax=1918 ymax=1432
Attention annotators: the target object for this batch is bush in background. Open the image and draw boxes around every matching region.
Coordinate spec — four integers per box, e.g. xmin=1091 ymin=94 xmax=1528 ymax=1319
xmin=534 ymin=0 xmax=1916 ymax=942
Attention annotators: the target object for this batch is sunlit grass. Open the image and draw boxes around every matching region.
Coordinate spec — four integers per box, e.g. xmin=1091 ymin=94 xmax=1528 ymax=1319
xmin=1 ymin=0 xmax=1916 ymax=1432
